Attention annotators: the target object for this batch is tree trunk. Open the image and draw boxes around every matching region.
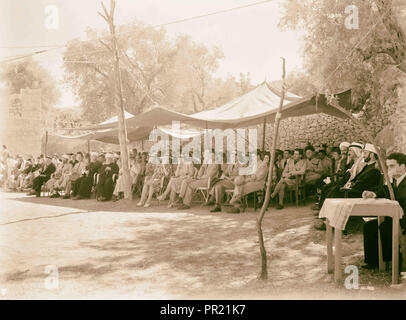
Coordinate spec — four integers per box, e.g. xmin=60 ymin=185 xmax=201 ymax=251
xmin=256 ymin=58 xmax=286 ymax=280
xmin=100 ymin=0 xmax=132 ymax=200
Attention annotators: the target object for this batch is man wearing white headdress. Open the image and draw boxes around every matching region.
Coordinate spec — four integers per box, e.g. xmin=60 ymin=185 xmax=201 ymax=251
xmin=315 ymin=143 xmax=382 ymax=230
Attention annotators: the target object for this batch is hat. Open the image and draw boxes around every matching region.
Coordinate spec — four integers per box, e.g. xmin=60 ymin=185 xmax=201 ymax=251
xmin=106 ymin=153 xmax=114 ymax=159
xmin=349 ymin=142 xmax=364 ymax=149
xmin=364 ymin=143 xmax=378 ymax=154
xmin=62 ymin=154 xmax=69 ymax=159
xmin=113 ymin=153 xmax=120 ymax=158
xmin=46 ymin=155 xmax=52 ymax=160
xmin=339 ymin=142 xmax=350 ymax=149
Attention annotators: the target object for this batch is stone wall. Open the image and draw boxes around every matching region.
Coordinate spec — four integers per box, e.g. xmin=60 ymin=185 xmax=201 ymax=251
xmin=258 ymin=113 xmax=367 ymax=151
xmin=387 ymin=103 xmax=406 ymax=154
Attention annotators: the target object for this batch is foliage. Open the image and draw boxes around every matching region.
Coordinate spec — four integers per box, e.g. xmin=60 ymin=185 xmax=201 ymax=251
xmin=63 ymin=22 xmax=252 ymax=123
xmin=0 ymin=57 xmax=60 ymax=112
xmin=279 ymin=0 xmax=406 ymax=123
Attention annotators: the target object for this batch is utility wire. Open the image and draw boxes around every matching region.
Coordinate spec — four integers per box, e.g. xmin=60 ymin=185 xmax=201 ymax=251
xmin=0 ymin=0 xmax=274 ymax=64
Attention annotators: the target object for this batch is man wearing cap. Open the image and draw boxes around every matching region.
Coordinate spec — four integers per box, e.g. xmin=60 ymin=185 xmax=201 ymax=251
xmin=304 ymin=145 xmax=324 ymax=186
xmin=362 ymin=152 xmax=406 ymax=270
xmin=318 ymin=149 xmax=333 ymax=177
xmin=271 ymin=149 xmax=306 ymax=210
xmin=29 ymin=156 xmax=56 ymax=197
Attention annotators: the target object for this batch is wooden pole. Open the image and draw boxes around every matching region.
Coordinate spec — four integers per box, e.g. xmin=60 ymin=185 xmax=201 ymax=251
xmin=87 ymin=140 xmax=90 ymax=154
xmin=44 ymin=130 xmax=48 ymax=156
xmin=256 ymin=58 xmax=286 ymax=280
xmin=262 ymin=116 xmax=266 ymax=153
xmin=98 ymin=0 xmax=132 ymax=200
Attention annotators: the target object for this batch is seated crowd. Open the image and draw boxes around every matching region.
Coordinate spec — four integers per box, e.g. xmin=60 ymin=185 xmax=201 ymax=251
xmin=1 ymin=142 xmax=405 ymax=270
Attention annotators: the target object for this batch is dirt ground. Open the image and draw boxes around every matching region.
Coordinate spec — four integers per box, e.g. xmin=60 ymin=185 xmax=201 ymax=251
xmin=0 ymin=191 xmax=405 ymax=300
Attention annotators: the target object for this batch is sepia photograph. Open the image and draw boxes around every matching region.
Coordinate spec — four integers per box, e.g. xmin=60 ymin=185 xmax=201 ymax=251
xmin=1 ymin=0 xmax=406 ymax=305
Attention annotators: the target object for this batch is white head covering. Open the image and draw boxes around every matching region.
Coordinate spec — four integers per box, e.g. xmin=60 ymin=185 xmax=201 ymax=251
xmin=349 ymin=142 xmax=364 ymax=158
xmin=105 ymin=153 xmax=114 ymax=159
xmin=339 ymin=142 xmax=350 ymax=149
xmin=364 ymin=143 xmax=378 ymax=154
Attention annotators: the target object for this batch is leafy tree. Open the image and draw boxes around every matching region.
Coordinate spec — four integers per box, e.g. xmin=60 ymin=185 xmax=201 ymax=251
xmin=0 ymin=57 xmax=60 ymax=114
xmin=63 ymin=21 xmax=243 ymax=122
xmin=278 ymin=0 xmax=406 ymax=206
xmin=279 ymin=0 xmax=406 ymax=122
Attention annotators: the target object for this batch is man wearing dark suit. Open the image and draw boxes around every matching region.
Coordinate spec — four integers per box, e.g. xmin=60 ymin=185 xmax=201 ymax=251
xmin=30 ymin=156 xmax=56 ymax=197
xmin=362 ymin=152 xmax=406 ymax=269
xmin=74 ymin=153 xmax=103 ymax=199
xmin=96 ymin=153 xmax=119 ymax=201
xmin=314 ymin=144 xmax=382 ymax=231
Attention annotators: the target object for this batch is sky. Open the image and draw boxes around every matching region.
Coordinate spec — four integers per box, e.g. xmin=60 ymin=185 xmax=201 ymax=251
xmin=0 ymin=0 xmax=304 ymax=108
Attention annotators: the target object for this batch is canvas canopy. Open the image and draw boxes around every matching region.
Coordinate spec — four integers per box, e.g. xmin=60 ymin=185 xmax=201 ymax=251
xmin=68 ymin=82 xmax=352 ymax=133
xmin=54 ymin=125 xmax=204 ymax=145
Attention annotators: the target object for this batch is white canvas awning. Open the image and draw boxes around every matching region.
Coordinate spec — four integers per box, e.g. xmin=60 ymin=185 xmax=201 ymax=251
xmin=58 ymin=82 xmax=353 ymax=144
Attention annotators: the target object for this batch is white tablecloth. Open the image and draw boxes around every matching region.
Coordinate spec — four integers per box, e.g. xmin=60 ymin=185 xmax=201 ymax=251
xmin=319 ymin=198 xmax=403 ymax=230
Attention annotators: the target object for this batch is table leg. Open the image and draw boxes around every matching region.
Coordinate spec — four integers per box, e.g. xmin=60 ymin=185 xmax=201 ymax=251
xmin=378 ymin=217 xmax=385 ymax=272
xmin=334 ymin=227 xmax=342 ymax=283
xmin=392 ymin=214 xmax=400 ymax=285
xmin=326 ymin=220 xmax=333 ymax=273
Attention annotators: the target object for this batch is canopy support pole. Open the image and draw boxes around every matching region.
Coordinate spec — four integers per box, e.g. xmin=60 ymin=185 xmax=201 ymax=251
xmin=87 ymin=140 xmax=90 ymax=154
xmin=44 ymin=130 xmax=48 ymax=156
xmin=262 ymin=116 xmax=266 ymax=153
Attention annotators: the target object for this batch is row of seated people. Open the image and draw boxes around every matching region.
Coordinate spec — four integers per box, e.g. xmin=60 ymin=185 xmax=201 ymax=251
xmin=0 ymin=147 xmax=271 ymax=214
xmin=0 ymin=141 xmax=356 ymax=211
xmin=0 ymin=141 xmax=383 ymax=214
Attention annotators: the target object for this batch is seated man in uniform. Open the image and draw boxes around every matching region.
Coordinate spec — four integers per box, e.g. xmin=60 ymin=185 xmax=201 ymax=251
xmin=362 ymin=152 xmax=406 ymax=270
xmin=304 ymin=145 xmax=323 ymax=187
xmin=270 ymin=149 xmax=306 ymax=209
xmin=227 ymin=153 xmax=270 ymax=214
xmin=177 ymin=151 xmax=220 ymax=210
xmin=205 ymin=152 xmax=241 ymax=212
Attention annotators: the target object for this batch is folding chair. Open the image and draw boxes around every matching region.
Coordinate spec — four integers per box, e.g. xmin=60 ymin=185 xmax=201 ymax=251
xmin=196 ymin=176 xmax=212 ymax=204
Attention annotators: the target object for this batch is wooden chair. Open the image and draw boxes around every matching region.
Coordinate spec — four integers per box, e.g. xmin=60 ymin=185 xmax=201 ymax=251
xmin=287 ymin=174 xmax=306 ymax=207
